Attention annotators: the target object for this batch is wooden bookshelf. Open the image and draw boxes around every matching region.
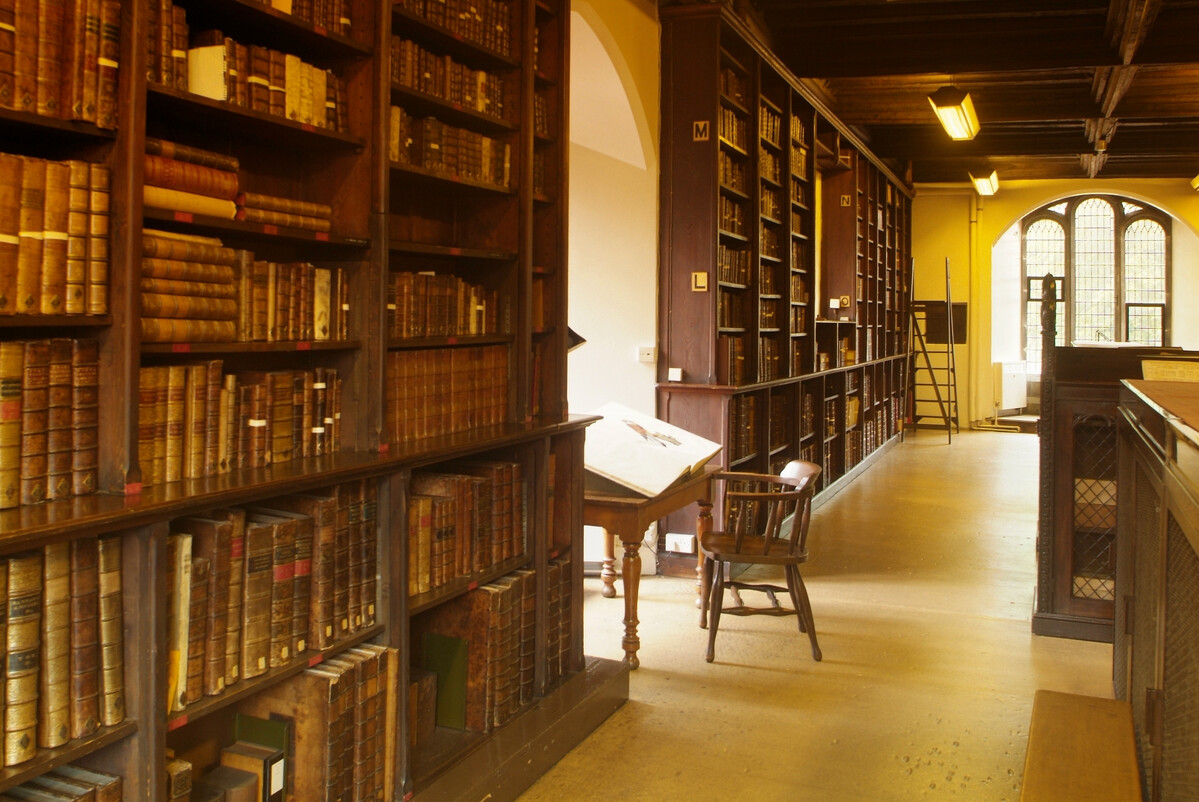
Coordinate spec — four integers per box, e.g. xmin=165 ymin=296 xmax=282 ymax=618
xmin=0 ymin=0 xmax=616 ymax=799
xmin=657 ymin=4 xmax=911 ymax=560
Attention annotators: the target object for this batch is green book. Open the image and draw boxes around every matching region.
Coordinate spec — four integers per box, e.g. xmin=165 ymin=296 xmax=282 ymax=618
xmin=422 ymin=632 xmax=468 ymax=730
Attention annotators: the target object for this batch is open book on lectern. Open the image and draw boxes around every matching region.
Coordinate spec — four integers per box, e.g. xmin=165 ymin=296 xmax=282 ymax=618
xmin=584 ymin=402 xmax=722 ymax=497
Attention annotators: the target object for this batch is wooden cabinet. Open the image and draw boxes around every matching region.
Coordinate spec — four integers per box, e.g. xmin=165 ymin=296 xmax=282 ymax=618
xmin=657 ymin=3 xmax=910 ymax=543
xmin=1115 ymin=381 xmax=1199 ymax=802
xmin=0 ymin=1 xmax=614 ymax=799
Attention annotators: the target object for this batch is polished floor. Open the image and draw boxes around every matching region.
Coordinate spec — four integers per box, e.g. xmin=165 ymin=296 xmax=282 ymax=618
xmin=518 ymin=429 xmax=1113 ymax=801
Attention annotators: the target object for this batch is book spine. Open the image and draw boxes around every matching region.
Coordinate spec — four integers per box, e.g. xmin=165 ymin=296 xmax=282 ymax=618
xmin=182 ymin=362 xmax=206 ymax=480
xmin=184 ymin=554 xmax=208 ymax=704
xmin=10 ymin=0 xmax=34 ymax=113
xmin=15 ymin=156 xmax=45 ymax=315
xmin=267 ymin=518 xmax=295 ymax=667
xmin=240 ymin=522 xmax=273 ymax=679
xmin=140 ymin=275 xmax=237 ymax=298
xmin=34 ymin=0 xmax=64 ymax=117
xmin=156 ymin=0 xmax=171 ymax=91
xmin=70 ymin=338 xmax=98 ymax=496
xmin=145 ymin=137 xmax=241 ymax=174
xmin=143 ymin=184 xmax=238 ymax=219
xmin=165 ymin=532 xmax=190 ymax=713
xmin=142 ymin=231 xmax=236 ymax=265
xmin=0 ymin=341 xmax=21 ymax=508
xmin=44 ymin=337 xmax=72 ymax=501
xmin=64 ymin=160 xmax=89 ymax=314
xmin=141 ymin=291 xmax=238 ymax=320
xmin=171 ymin=4 xmax=187 ymax=93
xmin=194 ymin=521 xmax=229 ymax=697
xmin=18 ymin=338 xmax=48 ymax=505
xmin=135 ymin=366 xmax=159 ymax=488
xmin=203 ymin=359 xmax=221 ymax=478
xmin=235 ymin=192 xmax=332 ymax=220
xmin=163 ymin=364 xmax=185 ymax=483
xmin=222 ymin=508 xmax=244 ymax=688
xmin=38 ymin=541 xmax=70 ymax=748
xmin=248 ymin=45 xmax=270 ymax=113
xmin=140 ymin=317 xmax=237 ymax=343
xmin=142 ymin=257 xmax=236 ymax=284
xmin=96 ymin=533 xmax=124 ymax=726
xmin=5 ymin=550 xmax=41 ymax=766
xmin=268 ymin=47 xmax=284 ymax=117
xmin=236 ymin=205 xmax=331 ymax=233
xmin=68 ymin=537 xmax=99 ymax=739
xmin=85 ymin=162 xmax=109 ymax=315
xmin=143 ymin=154 xmax=239 ymax=200
xmin=95 ymin=0 xmax=118 ymax=129
xmin=0 ymin=1 xmax=14 ymax=117
xmin=0 ymin=153 xmax=21 ymax=314
xmin=38 ymin=157 xmax=69 ymax=313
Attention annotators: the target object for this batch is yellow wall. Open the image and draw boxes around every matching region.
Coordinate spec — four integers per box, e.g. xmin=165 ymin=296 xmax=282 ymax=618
xmin=913 ymin=178 xmax=1199 ymax=423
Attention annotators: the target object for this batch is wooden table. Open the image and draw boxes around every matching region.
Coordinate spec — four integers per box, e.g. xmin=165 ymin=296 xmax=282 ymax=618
xmin=583 ymin=467 xmax=715 ymax=669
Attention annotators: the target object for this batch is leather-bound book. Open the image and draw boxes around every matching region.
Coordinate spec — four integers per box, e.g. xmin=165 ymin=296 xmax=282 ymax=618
xmin=268 ymin=492 xmax=336 ymax=650
xmin=346 ymin=645 xmax=388 ymax=801
xmin=0 ymin=341 xmax=21 ymax=508
xmin=136 ymin=366 xmax=161 ymax=489
xmin=292 ymin=370 xmax=310 ymax=459
xmin=0 ymin=0 xmax=13 ymax=112
xmin=184 ymin=554 xmax=209 ymax=705
xmin=310 ymin=366 xmax=328 ymax=457
xmin=407 ymin=494 xmax=432 ymax=597
xmin=246 ymin=505 xmax=311 ymax=657
xmin=140 ymin=317 xmax=237 ymax=343
xmin=164 ymin=364 xmax=186 ymax=483
xmin=24 ymin=769 xmax=96 ymax=800
xmin=95 ymin=534 xmax=124 ymax=726
xmin=345 ymin=479 xmax=365 ymax=628
xmin=411 ymin=472 xmax=472 ymax=580
xmin=512 ymin=567 xmax=536 ymax=706
xmin=268 ymin=371 xmax=293 ymax=465
xmin=34 ymin=0 xmax=63 ymax=117
xmin=64 ymin=161 xmax=88 ymax=315
xmin=429 ymin=495 xmax=453 ymax=589
xmin=15 ymin=156 xmax=45 ymax=315
xmin=165 ymin=532 xmax=191 ymax=713
xmin=61 ymin=0 xmax=87 ymax=122
xmin=176 ymin=515 xmax=231 ymax=696
xmin=67 ymin=537 xmax=99 ymax=739
xmin=410 ymin=585 xmax=491 ymax=733
xmin=69 ymin=338 xmax=98 ymax=496
xmin=5 ymin=550 xmax=42 ymax=766
xmin=84 ymin=162 xmax=108 ymax=315
xmin=164 ymin=755 xmax=192 ymax=800
xmin=360 ymin=480 xmax=378 ymax=628
xmin=10 ymin=0 xmax=34 ymax=113
xmin=142 ymin=229 xmax=236 ymax=265
xmin=38 ymin=160 xmax=69 ymax=314
xmin=267 ymin=48 xmax=285 ymax=117
xmin=209 ymin=508 xmax=244 ymax=687
xmin=182 ymin=362 xmax=207 ymax=480
xmin=235 ymin=372 xmax=274 ymax=467
xmin=0 ymin=153 xmax=21 ymax=313
xmin=145 ymin=139 xmax=240 ymax=174
xmin=18 ymin=339 xmax=48 ymax=505
xmin=247 ymin=45 xmax=270 ymax=113
xmin=240 ymin=516 xmax=274 ymax=679
xmin=244 ymin=511 xmax=295 ymax=668
xmin=325 ymin=652 xmax=373 ymax=800
xmin=44 ymin=338 xmax=72 ymax=501
xmin=143 ymin=154 xmax=239 ymax=201
xmin=218 ymin=373 xmax=236 ymax=474
xmin=333 ymin=481 xmax=354 ymax=636
xmin=203 ymin=359 xmax=222 ymax=477
xmin=49 ymin=764 xmax=122 ymax=802
xmin=154 ymin=0 xmax=171 ymax=89
xmin=95 ymin=0 xmax=118 ymax=129
xmin=194 ymin=764 xmax=256 ymax=802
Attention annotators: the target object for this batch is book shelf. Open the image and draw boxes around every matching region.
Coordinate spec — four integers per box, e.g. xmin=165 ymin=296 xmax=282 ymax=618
xmin=0 ymin=1 xmax=619 ymax=800
xmin=657 ymin=5 xmax=911 ymax=554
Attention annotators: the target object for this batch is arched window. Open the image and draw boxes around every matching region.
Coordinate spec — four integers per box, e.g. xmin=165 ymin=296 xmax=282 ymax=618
xmin=1021 ymin=196 xmax=1170 ymax=375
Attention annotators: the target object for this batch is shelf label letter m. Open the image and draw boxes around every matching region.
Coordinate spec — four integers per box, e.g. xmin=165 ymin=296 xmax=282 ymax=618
xmin=693 ymin=121 xmax=710 ymax=141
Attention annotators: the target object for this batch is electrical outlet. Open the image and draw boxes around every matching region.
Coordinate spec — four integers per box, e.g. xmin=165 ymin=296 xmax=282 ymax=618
xmin=637 ymin=346 xmax=656 ymax=363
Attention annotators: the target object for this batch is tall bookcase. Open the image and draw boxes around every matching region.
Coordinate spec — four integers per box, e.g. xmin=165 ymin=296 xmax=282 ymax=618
xmin=658 ymin=4 xmax=911 ymax=547
xmin=0 ymin=1 xmax=619 ymax=800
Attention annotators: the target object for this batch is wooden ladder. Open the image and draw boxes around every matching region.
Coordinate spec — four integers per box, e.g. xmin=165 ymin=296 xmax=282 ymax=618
xmin=906 ymin=258 xmax=960 ymax=442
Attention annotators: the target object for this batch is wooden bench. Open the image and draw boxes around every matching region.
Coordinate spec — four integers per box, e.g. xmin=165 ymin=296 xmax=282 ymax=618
xmin=1020 ymin=689 xmax=1142 ymax=801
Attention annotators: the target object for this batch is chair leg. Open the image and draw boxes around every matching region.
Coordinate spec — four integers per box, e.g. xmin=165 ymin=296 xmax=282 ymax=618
xmin=699 ymin=555 xmax=712 ymax=629
xmin=705 ymin=559 xmax=724 ymax=663
xmin=786 ymin=565 xmax=822 ymax=662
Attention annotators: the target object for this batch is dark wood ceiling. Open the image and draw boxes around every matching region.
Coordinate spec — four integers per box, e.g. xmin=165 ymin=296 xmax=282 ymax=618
xmin=742 ymin=0 xmax=1199 ymax=184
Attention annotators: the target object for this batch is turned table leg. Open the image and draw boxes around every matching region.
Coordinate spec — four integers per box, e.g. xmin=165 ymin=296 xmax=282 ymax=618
xmin=695 ymin=498 xmax=713 ymax=609
xmin=620 ymin=534 xmax=641 ymax=669
xmin=599 ymin=528 xmax=617 ymax=598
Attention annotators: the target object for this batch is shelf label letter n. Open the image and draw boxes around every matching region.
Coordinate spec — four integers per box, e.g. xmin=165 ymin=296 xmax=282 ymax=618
xmin=693 ymin=121 xmax=710 ymax=141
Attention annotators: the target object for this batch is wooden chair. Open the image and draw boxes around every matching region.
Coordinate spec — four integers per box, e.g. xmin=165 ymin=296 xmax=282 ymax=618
xmin=699 ymin=460 xmax=822 ymax=663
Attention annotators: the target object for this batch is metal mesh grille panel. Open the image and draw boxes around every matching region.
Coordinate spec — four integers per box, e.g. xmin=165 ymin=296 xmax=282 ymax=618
xmin=1072 ymin=417 xmax=1118 ymax=600
xmin=1132 ymin=485 xmax=1161 ymax=800
xmin=1162 ymin=515 xmax=1199 ymax=800
xmin=1115 ymin=464 xmax=1160 ymax=702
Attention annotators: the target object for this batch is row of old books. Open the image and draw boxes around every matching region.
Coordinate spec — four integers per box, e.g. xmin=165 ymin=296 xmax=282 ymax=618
xmin=166 ymin=480 xmax=378 ymax=716
xmin=255 ymin=0 xmax=354 ymax=36
xmin=0 ymin=153 xmax=111 ymax=317
xmin=389 ymin=106 xmax=512 ymax=190
xmin=385 ymin=345 xmax=507 ymax=444
xmin=0 ymin=338 xmax=98 ymax=509
xmin=543 ymin=555 xmax=573 ymax=688
xmin=396 ymin=0 xmax=512 ymax=56
xmin=137 ymin=363 xmax=343 ymax=488
xmin=141 ymin=229 xmax=347 ymax=344
xmin=0 ymin=763 xmax=122 ymax=801
xmin=406 ymin=460 xmax=526 ymax=597
xmin=390 ymin=271 xmax=501 ymax=340
xmin=0 ymin=537 xmax=125 ymax=768
xmin=143 ymin=138 xmax=336 ymax=233
xmin=155 ymin=16 xmax=351 ymax=134
xmin=0 ymin=0 xmax=121 ymax=128
xmin=390 ymin=36 xmax=507 ymax=121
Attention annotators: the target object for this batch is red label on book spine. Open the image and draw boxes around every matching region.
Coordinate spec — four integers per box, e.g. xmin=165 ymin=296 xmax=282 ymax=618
xmin=378 ymin=443 xmax=390 ymax=454
xmin=124 ymin=482 xmax=142 ymax=496
xmin=315 ymin=231 xmax=329 ymax=241
xmin=168 ymin=714 xmax=188 ymax=731
xmin=308 ymin=653 xmax=324 ymax=667
xmin=274 ymin=563 xmax=296 ymax=582
xmin=295 ymin=341 xmax=311 ymax=351
xmin=173 ymin=211 xmax=193 ymax=223
xmin=294 ymin=558 xmax=312 ymax=577
xmin=446 ymin=337 xmax=458 ymax=345
xmin=171 ymin=343 xmax=191 ymax=353
xmin=467 ymin=581 xmax=478 ymax=591
xmin=263 ymin=224 xmax=278 ymax=235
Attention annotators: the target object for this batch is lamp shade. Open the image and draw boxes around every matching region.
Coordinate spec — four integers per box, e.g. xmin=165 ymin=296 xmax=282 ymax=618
xmin=970 ymin=169 xmax=999 ymax=196
xmin=928 ymin=86 xmax=979 ymax=141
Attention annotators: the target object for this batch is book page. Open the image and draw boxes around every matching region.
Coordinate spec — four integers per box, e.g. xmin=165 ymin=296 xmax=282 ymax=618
xmin=1142 ymin=359 xmax=1199 ymax=382
xmin=584 ymin=402 xmax=721 ymax=497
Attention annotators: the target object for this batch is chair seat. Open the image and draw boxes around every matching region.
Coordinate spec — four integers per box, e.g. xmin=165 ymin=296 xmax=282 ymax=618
xmin=699 ymin=531 xmax=809 ymax=565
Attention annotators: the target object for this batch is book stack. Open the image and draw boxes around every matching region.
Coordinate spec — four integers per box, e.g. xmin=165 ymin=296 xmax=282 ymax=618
xmin=236 ymin=643 xmax=398 ymax=802
xmin=164 ymin=480 xmax=378 ymax=715
xmin=0 ymin=338 xmax=99 ymax=509
xmin=390 ymin=37 xmax=507 ymax=121
xmin=143 ymin=138 xmax=240 ymax=221
xmin=390 ymin=271 xmax=500 ymax=339
xmin=235 ymin=192 xmax=333 ymax=234
xmin=186 ymin=29 xmax=350 ymax=133
xmin=0 ymin=153 xmax=111 ymax=317
xmin=2 ymin=763 xmax=122 ymax=800
xmin=2 ymin=0 xmax=121 ymax=128
xmin=385 ymin=345 xmax=507 ymax=443
xmin=0 ymin=539 xmax=124 ymax=768
xmin=242 ymin=258 xmax=349 ymax=342
xmin=141 ymin=229 xmax=239 ymax=343
xmin=397 ymin=0 xmax=512 ymax=56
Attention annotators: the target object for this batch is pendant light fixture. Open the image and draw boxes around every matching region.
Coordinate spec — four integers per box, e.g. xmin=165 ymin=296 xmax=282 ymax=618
xmin=928 ymin=86 xmax=979 ymax=141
